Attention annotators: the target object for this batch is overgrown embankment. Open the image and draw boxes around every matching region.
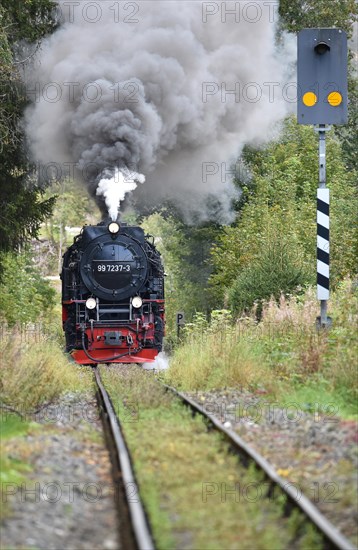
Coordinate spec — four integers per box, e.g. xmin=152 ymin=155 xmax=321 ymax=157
xmin=0 ymin=328 xmax=91 ymax=519
xmin=166 ymin=281 xmax=358 ymax=418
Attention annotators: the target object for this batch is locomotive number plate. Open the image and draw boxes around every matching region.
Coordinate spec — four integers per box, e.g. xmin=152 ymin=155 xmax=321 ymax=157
xmin=92 ymin=261 xmax=136 ymax=291
xmin=94 ymin=262 xmax=132 ymax=273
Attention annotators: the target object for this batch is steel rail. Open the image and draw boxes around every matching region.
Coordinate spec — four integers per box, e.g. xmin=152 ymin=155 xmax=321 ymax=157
xmin=94 ymin=368 xmax=154 ymax=550
xmin=164 ymin=384 xmax=356 ymax=550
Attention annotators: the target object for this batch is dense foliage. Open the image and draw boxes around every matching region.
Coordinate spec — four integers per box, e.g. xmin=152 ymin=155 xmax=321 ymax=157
xmin=168 ymin=281 xmax=358 ymax=415
xmin=0 ymin=0 xmax=57 ymax=278
xmin=141 ymin=212 xmax=220 ymax=337
xmin=209 ymin=118 xmax=357 ymax=315
xmin=39 ymin=179 xmax=100 ymax=274
xmin=0 ymin=251 xmax=56 ymax=325
xmin=278 ymin=0 xmax=357 ymax=35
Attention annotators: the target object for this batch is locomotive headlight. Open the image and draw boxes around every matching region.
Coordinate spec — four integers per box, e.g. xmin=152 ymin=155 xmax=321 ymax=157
xmin=132 ymin=296 xmax=143 ymax=309
xmin=86 ymin=297 xmax=97 ymax=310
xmin=108 ymin=222 xmax=120 ymax=234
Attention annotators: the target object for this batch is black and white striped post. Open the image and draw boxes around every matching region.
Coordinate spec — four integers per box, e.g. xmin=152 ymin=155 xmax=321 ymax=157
xmin=316 ymin=125 xmax=331 ymax=328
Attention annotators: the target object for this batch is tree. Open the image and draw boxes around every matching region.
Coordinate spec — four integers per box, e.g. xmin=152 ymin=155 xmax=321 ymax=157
xmin=0 ymin=1 xmax=57 ymax=279
xmin=278 ymin=0 xmax=357 ymax=35
xmin=228 ymin=232 xmax=310 ymax=317
xmin=39 ymin=179 xmax=101 ymax=274
xmin=141 ymin=211 xmax=221 ymax=338
xmin=0 ymin=250 xmax=56 ymax=325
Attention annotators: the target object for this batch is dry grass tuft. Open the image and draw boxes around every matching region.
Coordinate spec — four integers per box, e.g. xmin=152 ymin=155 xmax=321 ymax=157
xmin=298 ymin=334 xmax=327 ymax=374
xmin=259 ymin=288 xmax=318 ymax=340
xmin=167 ymin=328 xmax=274 ymax=392
xmin=0 ymin=327 xmax=87 ymax=413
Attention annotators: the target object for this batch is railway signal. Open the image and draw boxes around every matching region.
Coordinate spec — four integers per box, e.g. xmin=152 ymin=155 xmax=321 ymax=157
xmin=297 ymin=28 xmax=348 ymax=329
xmin=297 ymin=28 xmax=348 ymax=126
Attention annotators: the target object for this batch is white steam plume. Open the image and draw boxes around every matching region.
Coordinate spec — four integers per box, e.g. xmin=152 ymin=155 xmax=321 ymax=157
xmin=96 ymin=169 xmax=145 ymax=221
xmin=24 ymin=0 xmax=294 ymax=222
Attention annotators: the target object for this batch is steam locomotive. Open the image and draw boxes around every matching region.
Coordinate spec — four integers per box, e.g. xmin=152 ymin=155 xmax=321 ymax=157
xmin=61 ymin=220 xmax=165 ymax=365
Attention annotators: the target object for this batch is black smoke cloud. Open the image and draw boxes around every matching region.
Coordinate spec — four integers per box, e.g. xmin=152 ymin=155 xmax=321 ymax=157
xmin=25 ymin=0 xmax=292 ymax=222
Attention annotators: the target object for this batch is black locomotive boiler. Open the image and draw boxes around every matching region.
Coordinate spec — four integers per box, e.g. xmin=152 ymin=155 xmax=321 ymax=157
xmin=61 ymin=220 xmax=165 ymax=364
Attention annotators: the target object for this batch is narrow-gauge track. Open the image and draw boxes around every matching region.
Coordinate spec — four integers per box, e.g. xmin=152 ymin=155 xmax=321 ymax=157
xmin=94 ymin=365 xmax=355 ymax=550
xmin=164 ymin=384 xmax=356 ymax=550
xmin=94 ymin=367 xmax=154 ymax=550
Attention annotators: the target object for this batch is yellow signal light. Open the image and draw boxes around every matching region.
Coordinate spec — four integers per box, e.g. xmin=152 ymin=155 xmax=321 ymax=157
xmin=302 ymin=92 xmax=318 ymax=107
xmin=327 ymin=92 xmax=343 ymax=106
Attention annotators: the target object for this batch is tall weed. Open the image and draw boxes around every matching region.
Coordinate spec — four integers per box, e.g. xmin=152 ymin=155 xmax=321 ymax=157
xmin=0 ymin=327 xmax=87 ymax=413
xmin=168 ymin=320 xmax=274 ymax=392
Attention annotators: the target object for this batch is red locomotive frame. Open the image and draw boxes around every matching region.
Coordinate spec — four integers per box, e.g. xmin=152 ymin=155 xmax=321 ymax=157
xmin=62 ymin=299 xmax=165 ymax=365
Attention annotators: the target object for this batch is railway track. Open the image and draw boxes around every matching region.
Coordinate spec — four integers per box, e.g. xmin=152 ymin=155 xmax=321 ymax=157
xmin=94 ymin=364 xmax=356 ymax=550
xmin=163 ymin=384 xmax=356 ymax=550
xmin=93 ymin=367 xmax=154 ymax=550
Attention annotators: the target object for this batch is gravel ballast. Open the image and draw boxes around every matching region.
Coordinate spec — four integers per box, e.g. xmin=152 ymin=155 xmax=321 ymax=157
xmin=1 ymin=392 xmax=121 ymax=550
xmin=185 ymin=388 xmax=358 ymax=546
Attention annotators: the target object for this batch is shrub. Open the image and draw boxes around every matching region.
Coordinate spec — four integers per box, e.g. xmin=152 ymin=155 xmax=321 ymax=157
xmin=228 ymin=236 xmax=310 ymax=317
xmin=0 ymin=251 xmax=56 ymax=326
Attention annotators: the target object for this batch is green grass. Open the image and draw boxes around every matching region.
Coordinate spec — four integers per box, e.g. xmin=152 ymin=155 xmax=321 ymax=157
xmin=166 ymin=329 xmax=272 ymax=391
xmin=0 ymin=414 xmax=34 ymax=485
xmin=101 ymin=366 xmax=323 ymax=550
xmin=0 ymin=414 xmax=34 ymax=519
xmin=280 ymin=378 xmax=357 ymax=418
xmin=1 ymin=414 xmax=32 ymax=440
